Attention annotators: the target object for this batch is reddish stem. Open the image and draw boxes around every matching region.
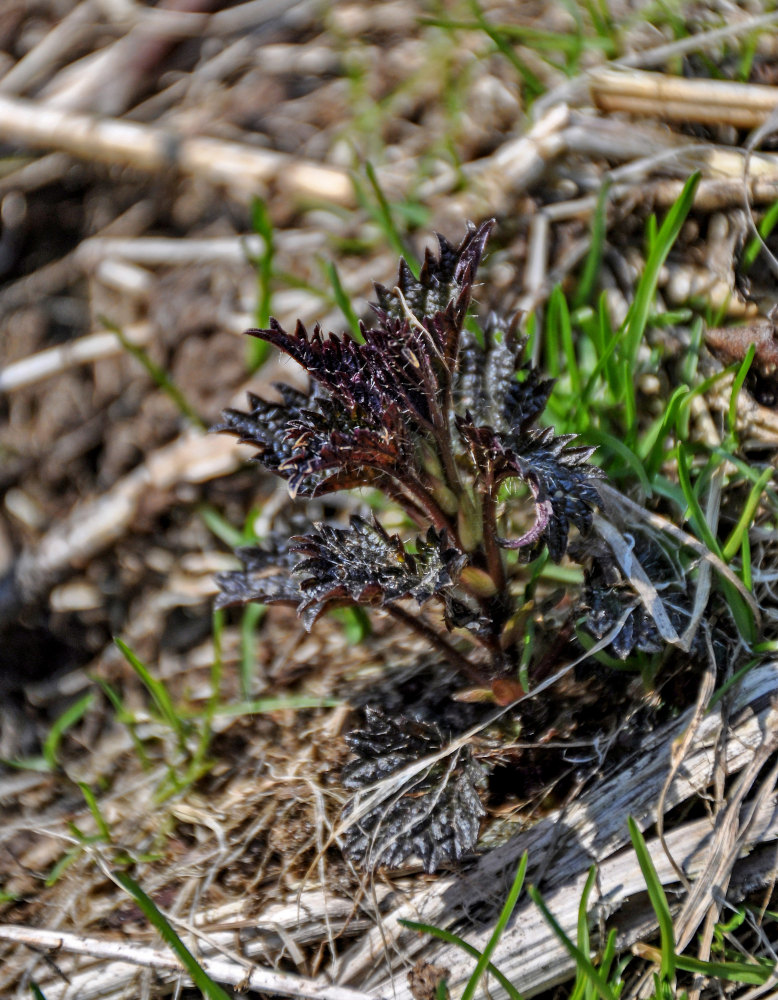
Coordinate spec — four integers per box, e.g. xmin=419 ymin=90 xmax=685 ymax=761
xmin=386 ymin=604 xmax=487 ymax=685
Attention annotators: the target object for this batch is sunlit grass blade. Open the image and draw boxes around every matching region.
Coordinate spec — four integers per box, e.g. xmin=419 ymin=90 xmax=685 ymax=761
xmin=622 ymin=173 xmax=700 ymax=373
xmin=584 ymin=428 xmax=651 ymax=494
xmin=549 ymin=285 xmax=582 ymax=397
xmin=364 ymin=161 xmax=417 ymax=275
xmin=639 ymin=384 xmax=689 ymax=481
xmin=528 ymin=885 xmax=617 ymax=1000
xmin=468 ymin=0 xmax=544 ymax=98
xmin=115 ymin=637 xmax=188 ymax=754
xmin=635 ymin=945 xmax=771 ymax=986
xmin=398 ymin=920 xmax=522 ymax=1000
xmin=675 ymin=443 xmax=722 ymax=556
xmin=113 ymin=871 xmax=233 ymax=1000
xmin=627 ymin=817 xmax=675 ymax=982
xmin=211 ymin=695 xmax=342 ymax=718
xmin=326 ymin=260 xmax=364 ymax=342
xmin=461 ymin=852 xmax=528 ymax=1000
xmin=240 ymin=602 xmax=266 ymax=699
xmin=43 ymin=692 xmax=95 ymax=770
xmin=101 ymin=316 xmax=206 ymax=429
xmin=569 ymin=867 xmax=597 ymax=1000
xmin=722 ymin=467 xmax=773 ymax=562
xmin=92 ymin=675 xmax=150 ymax=769
xmin=727 ymin=343 xmax=755 ymax=443
xmin=574 ymin=180 xmax=611 ymax=309
xmin=77 ymin=782 xmax=112 ymax=842
xmin=247 ymin=195 xmax=274 ymax=371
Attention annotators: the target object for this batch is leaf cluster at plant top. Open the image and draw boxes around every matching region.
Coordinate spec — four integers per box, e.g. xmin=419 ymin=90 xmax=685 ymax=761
xmin=217 ymin=221 xmax=602 ymax=680
xmin=214 ymin=218 xmax=761 ymax=872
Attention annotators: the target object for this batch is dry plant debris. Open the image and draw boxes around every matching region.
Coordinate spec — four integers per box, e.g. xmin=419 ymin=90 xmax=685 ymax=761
xmin=0 ymin=2 xmax=778 ymax=1000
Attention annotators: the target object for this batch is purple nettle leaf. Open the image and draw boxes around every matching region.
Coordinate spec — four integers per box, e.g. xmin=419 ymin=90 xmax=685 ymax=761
xmin=215 ymin=535 xmax=301 ymax=609
xmin=292 ymin=516 xmax=466 ymax=630
xmin=341 ymin=708 xmax=486 ymax=873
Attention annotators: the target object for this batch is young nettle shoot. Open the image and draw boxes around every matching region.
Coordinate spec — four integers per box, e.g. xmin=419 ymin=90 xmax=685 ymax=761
xmin=217 ymin=221 xmax=602 ymax=686
xmin=216 ymin=221 xmax=604 ymax=870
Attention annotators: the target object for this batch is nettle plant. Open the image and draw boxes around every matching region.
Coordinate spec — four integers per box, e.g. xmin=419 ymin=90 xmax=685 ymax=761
xmin=217 ymin=220 xmax=605 ymax=870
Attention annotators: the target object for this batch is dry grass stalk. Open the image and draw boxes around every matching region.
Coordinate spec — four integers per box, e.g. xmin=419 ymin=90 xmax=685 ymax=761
xmin=591 ymin=69 xmax=778 ymax=127
xmin=0 ymin=93 xmax=353 ymax=203
xmin=0 ymin=322 xmax=151 ymax=393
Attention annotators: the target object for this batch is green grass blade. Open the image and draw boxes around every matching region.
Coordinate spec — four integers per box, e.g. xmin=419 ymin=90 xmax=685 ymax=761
xmin=596 ymin=928 xmax=619 ymax=987
xmin=675 ymin=443 xmax=722 ymax=556
xmin=627 ymin=817 xmax=675 ymax=982
xmin=247 ymin=196 xmax=274 ymax=371
xmin=741 ymin=529 xmax=753 ymax=591
xmin=468 ymin=0 xmax=544 ymax=97
xmin=639 ymin=384 xmax=689 ymax=481
xmin=199 ymin=504 xmax=245 ymax=548
xmin=92 ymin=675 xmax=150 ymax=768
xmin=209 ymin=694 xmax=343 ymax=718
xmin=399 ymin=920 xmax=523 ymax=1000
xmin=569 ymin=866 xmax=597 ymax=1000
xmin=113 ymin=871 xmax=233 ymax=1000
xmin=742 ymin=198 xmax=778 ymax=269
xmin=574 ymin=180 xmax=611 ymax=308
xmin=674 ymin=450 xmax=755 ymax=641
xmin=707 ymin=656 xmax=761 ymax=711
xmin=101 ymin=316 xmax=206 ymax=429
xmin=621 ymin=357 xmax=637 ymax=448
xmin=29 ymin=982 xmax=48 ymax=1000
xmin=240 ymin=602 xmax=266 ymax=700
xmin=185 ymin=609 xmax=224 ymax=784
xmin=722 ymin=467 xmax=773 ymax=562
xmin=251 ymin=196 xmax=274 ymax=327
xmin=364 ymin=161 xmax=416 ymax=274
xmin=211 ymin=695 xmax=342 ymax=718
xmin=655 ymin=951 xmax=770 ymax=986
xmin=326 ymin=260 xmax=364 ymax=342
xmin=622 ymin=172 xmax=700 ymax=372
xmin=77 ymin=782 xmax=112 ymax=842
xmin=528 ymin=885 xmax=617 ymax=1000
xmin=461 ymin=852 xmax=528 ymax=1000
xmin=43 ymin=692 xmax=95 ymax=770
xmin=45 ymin=849 xmax=80 ymax=887
xmin=550 ymin=285 xmax=582 ymax=397
xmin=583 ymin=428 xmax=651 ymax=495
xmin=114 ymin=638 xmax=187 ymax=753
xmin=727 ymin=343 xmax=755 ymax=442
